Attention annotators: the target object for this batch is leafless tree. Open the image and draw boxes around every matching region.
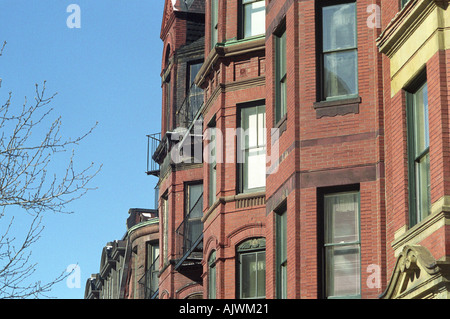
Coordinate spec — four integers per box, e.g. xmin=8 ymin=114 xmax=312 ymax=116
xmin=0 ymin=41 xmax=101 ymax=298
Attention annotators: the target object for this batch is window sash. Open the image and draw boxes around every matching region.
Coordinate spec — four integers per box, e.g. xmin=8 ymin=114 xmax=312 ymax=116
xmin=240 ymin=251 xmax=266 ymax=299
xmin=211 ymin=0 xmax=218 ymax=48
xmin=242 ymin=0 xmax=265 ymax=38
xmin=185 ymin=184 xmax=203 ymax=249
xmin=320 ymin=2 xmax=358 ymax=101
xmin=408 ymin=81 xmax=431 ymax=225
xmin=401 ymin=0 xmax=410 ymax=9
xmin=276 ymin=210 xmax=287 ymax=299
xmin=188 ymin=62 xmax=204 ymax=122
xmin=323 ymin=191 xmax=361 ymax=298
xmin=146 ymin=243 xmax=160 ymax=271
xmin=275 ymin=30 xmax=287 ymax=123
xmin=325 ymin=245 xmax=361 ymax=298
xmin=240 ymin=105 xmax=266 ymax=193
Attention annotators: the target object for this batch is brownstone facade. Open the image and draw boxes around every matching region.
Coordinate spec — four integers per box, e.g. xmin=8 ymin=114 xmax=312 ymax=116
xmin=83 ymin=0 xmax=450 ymax=300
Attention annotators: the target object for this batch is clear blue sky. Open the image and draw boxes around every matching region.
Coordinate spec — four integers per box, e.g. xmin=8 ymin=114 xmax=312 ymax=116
xmin=0 ymin=1 xmax=164 ymax=298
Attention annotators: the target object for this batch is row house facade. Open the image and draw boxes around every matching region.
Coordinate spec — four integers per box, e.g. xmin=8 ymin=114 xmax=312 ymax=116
xmin=84 ymin=208 xmax=159 ymax=299
xmin=143 ymin=0 xmax=450 ymax=300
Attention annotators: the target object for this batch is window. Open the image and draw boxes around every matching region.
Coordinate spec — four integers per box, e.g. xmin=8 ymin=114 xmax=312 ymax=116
xmin=187 ymin=62 xmax=204 ymax=123
xmin=320 ymin=2 xmax=358 ymax=101
xmin=145 ymin=242 xmax=160 ymax=297
xmin=185 ymin=183 xmax=203 ymax=250
xmin=276 ymin=205 xmax=287 ymax=299
xmin=275 ymin=26 xmax=287 ymax=124
xmin=401 ymin=0 xmax=410 ymax=9
xmin=146 ymin=242 xmax=160 ymax=273
xmin=237 ymin=238 xmax=266 ymax=299
xmin=407 ymin=80 xmax=430 ymax=226
xmin=208 ymin=251 xmax=217 ymax=299
xmin=323 ymin=191 xmax=360 ymax=298
xmin=239 ymin=104 xmax=266 ymax=193
xmin=208 ymin=123 xmax=217 ymax=207
xmin=241 ymin=0 xmax=265 ymax=38
xmin=211 ymin=0 xmax=218 ymax=49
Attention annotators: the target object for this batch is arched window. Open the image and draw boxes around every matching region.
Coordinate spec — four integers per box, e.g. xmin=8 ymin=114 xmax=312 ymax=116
xmin=237 ymin=238 xmax=266 ymax=299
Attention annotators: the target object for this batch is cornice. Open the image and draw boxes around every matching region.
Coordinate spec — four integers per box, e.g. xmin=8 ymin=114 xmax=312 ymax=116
xmin=377 ymin=0 xmax=446 ymax=57
xmin=195 ymin=36 xmax=266 ymax=88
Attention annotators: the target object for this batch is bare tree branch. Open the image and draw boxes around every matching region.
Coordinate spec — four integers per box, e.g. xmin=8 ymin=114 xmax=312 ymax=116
xmin=0 ymin=41 xmax=101 ymax=298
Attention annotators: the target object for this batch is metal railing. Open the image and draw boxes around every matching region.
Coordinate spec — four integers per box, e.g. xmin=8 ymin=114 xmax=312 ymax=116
xmin=146 ymin=133 xmax=161 ymax=176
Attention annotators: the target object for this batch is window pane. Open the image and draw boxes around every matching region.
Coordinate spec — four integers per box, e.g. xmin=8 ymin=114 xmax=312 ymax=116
xmin=322 ymin=3 xmax=356 ymax=52
xmin=324 ymin=50 xmax=357 ymax=99
xmin=209 ymin=264 xmax=216 ymax=298
xmin=188 ymin=184 xmax=203 ymax=214
xmin=281 ymin=264 xmax=287 ymax=298
xmin=240 ymin=252 xmax=265 ymax=299
xmin=258 ymin=109 xmax=266 ymax=146
xmin=242 ymin=106 xmax=265 ymax=148
xmin=277 ymin=211 xmax=287 ymax=299
xmin=190 ymin=63 xmax=202 ymax=86
xmin=416 ymin=153 xmax=431 ymax=221
xmin=242 ymin=107 xmax=257 ymax=148
xmin=209 ymin=129 xmax=217 ymax=206
xmin=256 ymin=252 xmax=266 ymax=298
xmin=241 ymin=105 xmax=266 ymax=192
xmin=326 ymin=245 xmax=360 ymax=297
xmin=209 ymin=251 xmax=216 ymax=299
xmin=276 ymin=29 xmax=286 ymax=123
xmin=324 ymin=192 xmax=359 ymax=244
xmin=241 ymin=254 xmax=257 ymax=298
xmin=279 ymin=79 xmax=287 ymax=115
xmin=279 ymin=32 xmax=286 ymax=76
xmin=244 ymin=147 xmax=266 ymax=190
xmin=211 ymin=0 xmax=218 ymax=48
xmin=414 ymin=83 xmax=429 ymax=155
xmin=244 ymin=0 xmax=265 ymax=38
xmin=278 ymin=212 xmax=287 ymax=262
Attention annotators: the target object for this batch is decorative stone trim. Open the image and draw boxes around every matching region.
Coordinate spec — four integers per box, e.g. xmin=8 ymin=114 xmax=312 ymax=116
xmin=381 ymin=245 xmax=450 ymax=299
xmin=313 ymin=97 xmax=361 ymax=118
xmin=202 ymin=191 xmax=266 ymax=223
xmin=392 ymin=199 xmax=450 ymax=255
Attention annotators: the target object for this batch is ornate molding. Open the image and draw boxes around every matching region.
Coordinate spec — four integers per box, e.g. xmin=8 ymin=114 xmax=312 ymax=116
xmin=381 ymin=245 xmax=450 ymax=299
xmin=202 ymin=191 xmax=266 ymax=223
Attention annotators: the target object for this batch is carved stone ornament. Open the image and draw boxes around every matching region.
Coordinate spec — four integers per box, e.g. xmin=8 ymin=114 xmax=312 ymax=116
xmin=237 ymin=238 xmax=266 ymax=252
xmin=380 ymin=245 xmax=450 ymax=299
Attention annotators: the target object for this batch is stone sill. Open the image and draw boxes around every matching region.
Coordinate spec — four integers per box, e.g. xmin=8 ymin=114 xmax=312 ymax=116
xmin=313 ymin=96 xmax=361 ymax=118
xmin=392 ymin=195 xmax=450 ymax=255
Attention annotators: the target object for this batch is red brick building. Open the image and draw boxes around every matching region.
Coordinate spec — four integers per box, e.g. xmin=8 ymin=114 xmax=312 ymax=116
xmin=147 ymin=0 xmax=450 ymax=299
